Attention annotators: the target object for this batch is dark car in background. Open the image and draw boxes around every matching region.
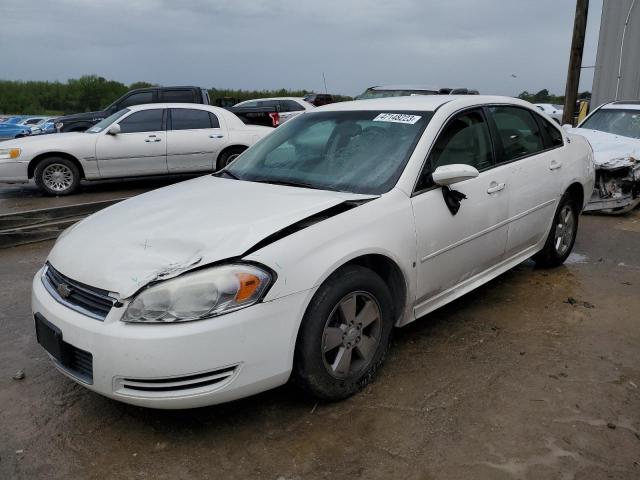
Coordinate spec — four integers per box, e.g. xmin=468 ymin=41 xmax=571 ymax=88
xmin=302 ymin=93 xmax=334 ymax=106
xmin=355 ymin=85 xmax=479 ymax=100
xmin=54 ymin=86 xmax=210 ymax=132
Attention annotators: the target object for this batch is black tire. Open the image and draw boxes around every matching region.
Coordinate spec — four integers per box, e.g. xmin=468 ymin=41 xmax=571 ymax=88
xmin=216 ymin=146 xmax=246 ymax=170
xmin=34 ymin=157 xmax=81 ymax=196
xmin=533 ymin=191 xmax=580 ymax=267
xmin=292 ymin=265 xmax=394 ymax=401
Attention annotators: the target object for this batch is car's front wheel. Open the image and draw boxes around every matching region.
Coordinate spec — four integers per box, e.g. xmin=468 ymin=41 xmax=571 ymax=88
xmin=34 ymin=157 xmax=80 ymax=196
xmin=292 ymin=265 xmax=394 ymax=401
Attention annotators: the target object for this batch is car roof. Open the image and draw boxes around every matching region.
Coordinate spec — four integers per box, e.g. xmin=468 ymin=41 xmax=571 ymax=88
xmin=368 ymin=84 xmax=442 ymax=91
xmin=602 ymin=101 xmax=640 ymax=110
xmin=316 ymin=95 xmax=525 ymax=112
xmin=237 ymin=97 xmax=306 ymax=103
xmin=126 ymin=103 xmax=220 ymax=111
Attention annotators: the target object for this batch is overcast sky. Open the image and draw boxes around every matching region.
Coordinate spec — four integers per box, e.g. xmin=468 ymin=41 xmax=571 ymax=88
xmin=1 ymin=0 xmax=602 ymax=97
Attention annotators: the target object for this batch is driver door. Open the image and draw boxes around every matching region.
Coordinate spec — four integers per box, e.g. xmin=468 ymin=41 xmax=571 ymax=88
xmin=96 ymin=109 xmax=168 ymax=178
xmin=411 ymin=108 xmax=510 ymax=317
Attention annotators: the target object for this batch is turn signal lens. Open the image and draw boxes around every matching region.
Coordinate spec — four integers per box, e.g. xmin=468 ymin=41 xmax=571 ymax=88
xmin=0 ymin=148 xmax=21 ymax=160
xmin=235 ymin=272 xmax=261 ymax=301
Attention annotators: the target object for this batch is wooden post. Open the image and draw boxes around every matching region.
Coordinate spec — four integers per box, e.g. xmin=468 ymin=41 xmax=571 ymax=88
xmin=563 ymin=0 xmax=589 ymax=125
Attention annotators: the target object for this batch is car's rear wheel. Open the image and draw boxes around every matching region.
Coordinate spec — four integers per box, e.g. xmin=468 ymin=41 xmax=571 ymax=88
xmin=216 ymin=146 xmax=246 ymax=170
xmin=292 ymin=265 xmax=394 ymax=401
xmin=34 ymin=157 xmax=80 ymax=196
xmin=533 ymin=192 xmax=579 ymax=267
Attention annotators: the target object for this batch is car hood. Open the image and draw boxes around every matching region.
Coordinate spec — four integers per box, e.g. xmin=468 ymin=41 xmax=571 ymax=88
xmin=48 ymin=175 xmax=375 ymax=298
xmin=56 ymin=110 xmax=106 ymax=122
xmin=570 ymin=128 xmax=640 ymax=168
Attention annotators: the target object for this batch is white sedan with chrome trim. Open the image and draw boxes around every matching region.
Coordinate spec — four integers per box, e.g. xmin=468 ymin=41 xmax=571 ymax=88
xmin=0 ymin=103 xmax=272 ymax=195
xmin=32 ymin=95 xmax=594 ymax=409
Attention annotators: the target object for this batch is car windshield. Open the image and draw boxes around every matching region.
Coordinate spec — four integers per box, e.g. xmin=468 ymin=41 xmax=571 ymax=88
xmin=86 ymin=109 xmax=130 ymax=133
xmin=580 ymin=108 xmax=640 ymax=139
xmin=226 ymin=110 xmax=432 ymax=194
xmin=357 ymin=89 xmax=438 ymax=100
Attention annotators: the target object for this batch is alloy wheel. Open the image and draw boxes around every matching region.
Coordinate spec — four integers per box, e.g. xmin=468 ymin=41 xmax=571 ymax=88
xmin=554 ymin=204 xmax=575 ymax=256
xmin=321 ymin=291 xmax=382 ymax=379
xmin=42 ymin=164 xmax=73 ymax=192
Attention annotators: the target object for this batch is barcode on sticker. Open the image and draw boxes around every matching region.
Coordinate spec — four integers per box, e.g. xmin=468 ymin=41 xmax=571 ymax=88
xmin=373 ymin=113 xmax=422 ymax=124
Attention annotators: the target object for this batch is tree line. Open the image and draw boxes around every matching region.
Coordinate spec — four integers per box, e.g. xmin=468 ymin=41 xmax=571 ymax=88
xmin=0 ymin=75 xmax=352 ymax=115
xmin=517 ymin=88 xmax=591 ymax=105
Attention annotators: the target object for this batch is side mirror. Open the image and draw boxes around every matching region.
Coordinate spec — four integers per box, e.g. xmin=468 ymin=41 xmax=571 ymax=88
xmin=107 ymin=124 xmax=121 ymax=135
xmin=432 ymin=164 xmax=479 ymax=186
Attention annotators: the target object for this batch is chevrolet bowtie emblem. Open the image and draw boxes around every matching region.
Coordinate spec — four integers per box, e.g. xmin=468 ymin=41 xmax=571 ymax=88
xmin=57 ymin=282 xmax=72 ymax=299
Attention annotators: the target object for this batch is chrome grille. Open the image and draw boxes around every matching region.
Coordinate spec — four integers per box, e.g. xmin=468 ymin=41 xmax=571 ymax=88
xmin=42 ymin=264 xmax=116 ymax=321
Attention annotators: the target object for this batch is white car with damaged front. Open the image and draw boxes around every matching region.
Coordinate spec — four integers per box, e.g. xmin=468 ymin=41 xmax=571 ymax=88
xmin=32 ymin=96 xmax=594 ymax=409
xmin=0 ymin=103 xmax=272 ymax=195
xmin=569 ymin=101 xmax=640 ymax=212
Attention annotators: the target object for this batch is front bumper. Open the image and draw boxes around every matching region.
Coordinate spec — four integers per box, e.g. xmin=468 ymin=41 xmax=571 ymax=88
xmin=0 ymin=160 xmax=29 ymax=183
xmin=32 ymin=268 xmax=313 ymax=409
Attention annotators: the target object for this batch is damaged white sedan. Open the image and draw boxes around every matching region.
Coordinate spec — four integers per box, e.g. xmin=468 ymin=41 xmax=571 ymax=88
xmin=570 ymin=101 xmax=640 ymax=213
xmin=33 ymin=96 xmax=595 ymax=409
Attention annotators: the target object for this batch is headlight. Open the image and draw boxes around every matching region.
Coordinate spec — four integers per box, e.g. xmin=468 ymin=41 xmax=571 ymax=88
xmin=122 ymin=264 xmax=273 ymax=323
xmin=0 ymin=148 xmax=21 ymax=160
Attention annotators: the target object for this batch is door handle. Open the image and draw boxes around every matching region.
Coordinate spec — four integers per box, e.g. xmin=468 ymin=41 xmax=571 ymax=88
xmin=549 ymin=160 xmax=562 ymax=170
xmin=487 ymin=182 xmax=506 ymax=194
xmin=209 ymin=134 xmax=224 ymax=139
xmin=145 ymin=136 xmax=162 ymax=143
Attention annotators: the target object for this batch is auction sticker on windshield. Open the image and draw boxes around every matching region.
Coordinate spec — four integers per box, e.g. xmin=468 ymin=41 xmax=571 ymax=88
xmin=373 ymin=113 xmax=422 ymax=124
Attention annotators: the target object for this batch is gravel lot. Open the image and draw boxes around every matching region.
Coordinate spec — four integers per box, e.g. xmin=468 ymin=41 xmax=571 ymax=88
xmin=0 ymin=209 xmax=638 ymax=480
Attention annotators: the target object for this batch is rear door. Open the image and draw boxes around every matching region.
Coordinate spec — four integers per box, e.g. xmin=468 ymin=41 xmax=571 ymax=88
xmin=96 ymin=108 xmax=168 ymax=177
xmin=411 ymin=108 xmax=510 ymax=316
xmin=166 ymin=108 xmax=226 ymax=173
xmin=486 ymin=106 xmax=563 ymax=257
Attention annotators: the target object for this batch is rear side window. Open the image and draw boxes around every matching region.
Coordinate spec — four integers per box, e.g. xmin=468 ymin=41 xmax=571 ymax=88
xmin=161 ymin=89 xmax=195 ymax=103
xmin=170 ymin=109 xmax=214 ymax=130
xmin=282 ymin=100 xmax=305 ymax=112
xmin=489 ymin=106 xmax=545 ymax=162
xmin=537 ymin=116 xmax=564 ymax=147
xmin=119 ymin=109 xmax=164 ymax=133
xmin=119 ymin=91 xmax=154 ymax=108
xmin=258 ymin=100 xmax=280 ymax=109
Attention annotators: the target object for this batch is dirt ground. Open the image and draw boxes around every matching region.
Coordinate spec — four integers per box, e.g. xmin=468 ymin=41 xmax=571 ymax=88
xmin=0 ymin=210 xmax=639 ymax=480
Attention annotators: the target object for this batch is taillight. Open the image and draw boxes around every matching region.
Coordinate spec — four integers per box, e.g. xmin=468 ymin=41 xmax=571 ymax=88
xmin=268 ymin=112 xmax=280 ymax=127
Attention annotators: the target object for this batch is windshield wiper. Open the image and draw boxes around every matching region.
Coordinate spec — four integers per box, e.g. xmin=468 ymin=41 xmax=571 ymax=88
xmin=216 ymin=169 xmax=242 ymax=180
xmin=250 ymin=178 xmax=327 ymax=190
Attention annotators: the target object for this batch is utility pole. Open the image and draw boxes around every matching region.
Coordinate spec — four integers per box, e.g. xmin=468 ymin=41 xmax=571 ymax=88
xmin=563 ymin=0 xmax=589 ymax=125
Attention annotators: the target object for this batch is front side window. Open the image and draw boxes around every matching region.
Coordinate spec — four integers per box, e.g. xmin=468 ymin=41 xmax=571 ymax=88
xmin=432 ymin=110 xmax=494 ymax=171
xmin=489 ymin=106 xmax=545 ymax=162
xmin=580 ymin=108 xmax=640 ymax=139
xmin=226 ymin=110 xmax=432 ymax=194
xmin=119 ymin=109 xmax=164 ymax=133
xmin=86 ymin=109 xmax=130 ymax=133
xmin=118 ymin=91 xmax=154 ymax=109
xmin=171 ymin=109 xmax=214 ymax=130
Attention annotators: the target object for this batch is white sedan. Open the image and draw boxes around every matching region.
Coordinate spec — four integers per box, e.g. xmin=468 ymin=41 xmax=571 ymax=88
xmin=233 ymin=97 xmax=315 ymax=124
xmin=32 ymin=95 xmax=594 ymax=408
xmin=0 ymin=104 xmax=272 ymax=195
xmin=534 ymin=103 xmax=564 ymax=123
